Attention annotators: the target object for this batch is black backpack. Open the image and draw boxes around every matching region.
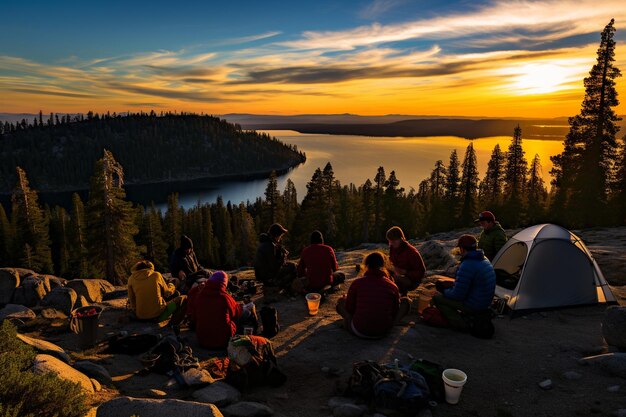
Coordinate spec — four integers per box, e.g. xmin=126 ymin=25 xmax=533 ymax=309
xmin=260 ymin=306 xmax=280 ymax=338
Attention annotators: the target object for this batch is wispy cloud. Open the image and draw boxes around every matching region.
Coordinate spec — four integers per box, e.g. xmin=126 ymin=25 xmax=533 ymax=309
xmin=359 ymin=0 xmax=407 ymax=19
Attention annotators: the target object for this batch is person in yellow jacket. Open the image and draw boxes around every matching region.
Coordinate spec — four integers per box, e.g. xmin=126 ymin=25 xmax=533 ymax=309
xmin=127 ymin=260 xmax=187 ymax=326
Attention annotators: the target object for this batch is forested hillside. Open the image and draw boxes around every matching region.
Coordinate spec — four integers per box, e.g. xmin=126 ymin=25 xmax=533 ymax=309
xmin=0 ymin=112 xmax=306 ymax=192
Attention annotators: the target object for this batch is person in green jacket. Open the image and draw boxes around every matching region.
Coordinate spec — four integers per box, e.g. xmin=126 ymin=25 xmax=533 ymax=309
xmin=475 ymin=211 xmax=507 ymax=262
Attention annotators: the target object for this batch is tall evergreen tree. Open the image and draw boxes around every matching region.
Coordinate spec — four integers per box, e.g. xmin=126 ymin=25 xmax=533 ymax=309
xmin=49 ymin=206 xmax=70 ymax=276
xmin=233 ymin=203 xmax=257 ymax=265
xmin=479 ymin=144 xmax=505 ymax=211
xmin=282 ymin=179 xmax=299 ymax=232
xmin=262 ymin=171 xmax=283 ymax=229
xmin=551 ymin=19 xmax=622 ymax=226
xmin=138 ymin=205 xmax=168 ymax=269
xmin=459 ymin=143 xmax=480 ymax=226
xmin=503 ymin=125 xmax=528 ymax=226
xmin=321 ymin=162 xmax=338 ymax=242
xmin=11 ymin=167 xmax=53 ymax=273
xmin=361 ymin=179 xmax=373 ymax=242
xmin=86 ymin=150 xmax=140 ymax=284
xmin=526 ymin=154 xmax=548 ymax=224
xmin=164 ymin=193 xmax=183 ymax=256
xmin=68 ymin=193 xmax=89 ymax=277
xmin=373 ymin=166 xmax=386 ymax=240
xmin=383 ymin=170 xmax=405 ymax=230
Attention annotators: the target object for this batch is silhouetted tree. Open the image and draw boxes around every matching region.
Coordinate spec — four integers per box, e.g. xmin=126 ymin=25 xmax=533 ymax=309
xmin=459 ymin=143 xmax=480 ymax=226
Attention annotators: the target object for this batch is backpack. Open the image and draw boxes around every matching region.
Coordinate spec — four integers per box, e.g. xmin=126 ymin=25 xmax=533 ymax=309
xmin=260 ymin=306 xmax=280 ymax=338
xmin=419 ymin=306 xmax=449 ymax=328
xmin=347 ymin=361 xmax=430 ymax=411
xmin=226 ymin=335 xmax=286 ymax=390
xmin=410 ymin=359 xmax=445 ymax=402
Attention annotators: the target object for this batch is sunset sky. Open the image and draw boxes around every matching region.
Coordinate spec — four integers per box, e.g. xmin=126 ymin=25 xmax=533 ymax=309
xmin=1 ymin=0 xmax=625 ymax=118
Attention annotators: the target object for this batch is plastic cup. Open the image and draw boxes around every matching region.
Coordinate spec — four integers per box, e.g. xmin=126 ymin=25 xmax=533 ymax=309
xmin=442 ymin=368 xmax=468 ymax=405
xmin=305 ymin=293 xmax=321 ymax=315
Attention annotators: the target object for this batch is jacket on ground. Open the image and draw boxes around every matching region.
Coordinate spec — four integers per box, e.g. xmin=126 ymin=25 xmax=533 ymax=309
xmin=345 ymin=269 xmax=400 ymax=338
xmin=254 ymin=233 xmax=287 ymax=282
xmin=444 ymin=249 xmax=496 ymax=311
xmin=478 ymin=222 xmax=507 ymax=261
xmin=187 ymin=280 xmax=242 ymax=349
xmin=389 ymin=241 xmax=426 ymax=285
xmin=297 ymin=244 xmax=339 ymax=291
xmin=127 ymin=262 xmax=175 ymax=320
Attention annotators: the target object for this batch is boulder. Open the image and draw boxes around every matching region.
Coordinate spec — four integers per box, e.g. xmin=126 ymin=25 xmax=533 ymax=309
xmin=579 ymin=353 xmax=626 ymax=379
xmin=32 ymin=354 xmax=94 ymax=393
xmin=66 ymin=279 xmax=115 ymax=304
xmin=42 ymin=287 xmax=77 ymax=315
xmin=221 ymin=402 xmax=274 ymax=417
xmin=17 ymin=333 xmax=71 ymax=363
xmin=91 ymin=378 xmax=102 ymax=392
xmin=192 ymin=381 xmax=241 ymax=407
xmin=333 ymin=404 xmax=365 ymax=417
xmin=0 ymin=268 xmax=20 ymax=304
xmin=74 ymin=361 xmax=113 ymax=386
xmin=48 ymin=276 xmax=67 ymax=289
xmin=603 ymin=306 xmax=626 ymax=351
xmin=12 ymin=275 xmax=48 ymax=307
xmin=103 ymin=288 xmax=128 ymax=300
xmin=96 ymin=397 xmax=223 ymax=417
xmin=418 ymin=241 xmax=456 ymax=270
xmin=0 ymin=304 xmax=36 ymax=321
xmin=77 ymin=295 xmax=90 ymax=308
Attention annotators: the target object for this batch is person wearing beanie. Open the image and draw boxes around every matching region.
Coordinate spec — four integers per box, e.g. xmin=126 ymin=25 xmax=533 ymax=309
xmin=432 ymin=235 xmax=496 ymax=330
xmin=386 ymin=226 xmax=426 ymax=296
xmin=170 ymin=235 xmax=207 ymax=292
xmin=127 ymin=260 xmax=187 ymax=326
xmin=293 ymin=230 xmax=345 ymax=294
xmin=254 ymin=223 xmax=297 ymax=290
xmin=475 ymin=211 xmax=508 ymax=261
xmin=336 ymin=252 xmax=410 ymax=339
xmin=186 ymin=271 xmax=257 ymax=349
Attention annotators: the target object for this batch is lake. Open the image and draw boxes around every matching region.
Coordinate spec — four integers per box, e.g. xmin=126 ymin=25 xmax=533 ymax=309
xmin=168 ymin=130 xmax=564 ymax=209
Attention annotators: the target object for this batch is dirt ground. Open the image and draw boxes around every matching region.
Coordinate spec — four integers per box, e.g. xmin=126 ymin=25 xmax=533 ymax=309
xmin=23 ymin=227 xmax=626 ymax=417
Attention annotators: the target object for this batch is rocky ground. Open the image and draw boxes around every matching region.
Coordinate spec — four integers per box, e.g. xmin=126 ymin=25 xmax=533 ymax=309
xmin=1 ymin=226 xmax=626 ymax=417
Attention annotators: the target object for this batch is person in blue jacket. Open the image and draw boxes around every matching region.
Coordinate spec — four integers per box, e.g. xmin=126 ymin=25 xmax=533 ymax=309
xmin=432 ymin=234 xmax=496 ymax=330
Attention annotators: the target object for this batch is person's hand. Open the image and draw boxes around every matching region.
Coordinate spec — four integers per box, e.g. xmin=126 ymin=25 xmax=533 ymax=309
xmin=395 ymin=267 xmax=407 ymax=276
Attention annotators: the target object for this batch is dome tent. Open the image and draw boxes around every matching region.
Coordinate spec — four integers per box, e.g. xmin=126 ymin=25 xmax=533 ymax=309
xmin=493 ymin=224 xmax=616 ymax=313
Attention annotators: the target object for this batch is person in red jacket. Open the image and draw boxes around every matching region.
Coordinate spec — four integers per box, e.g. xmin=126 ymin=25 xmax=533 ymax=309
xmin=186 ymin=271 xmax=256 ymax=350
xmin=336 ymin=252 xmax=410 ymax=339
xmin=293 ymin=231 xmax=345 ymax=294
xmin=387 ymin=226 xmax=426 ymax=295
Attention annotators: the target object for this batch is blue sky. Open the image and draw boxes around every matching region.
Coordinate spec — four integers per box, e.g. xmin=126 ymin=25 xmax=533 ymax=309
xmin=1 ymin=0 xmax=625 ymax=116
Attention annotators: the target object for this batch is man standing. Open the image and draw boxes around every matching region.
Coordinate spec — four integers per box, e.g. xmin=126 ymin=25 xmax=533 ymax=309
xmin=432 ymin=235 xmax=496 ymax=330
xmin=476 ymin=211 xmax=507 ymax=261
xmin=254 ymin=223 xmax=296 ymax=289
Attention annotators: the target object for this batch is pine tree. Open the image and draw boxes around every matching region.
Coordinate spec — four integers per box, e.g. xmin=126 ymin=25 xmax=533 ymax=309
xmin=164 ymin=193 xmax=183 ymax=256
xmin=212 ymin=197 xmax=236 ymax=267
xmin=11 ymin=167 xmax=53 ymax=273
xmin=233 ymin=203 xmax=257 ymax=265
xmin=426 ymin=160 xmax=448 ymax=232
xmin=0 ymin=203 xmax=13 ymax=265
xmin=138 ymin=205 xmax=168 ymax=269
xmin=321 ymin=163 xmax=338 ymax=242
xmin=479 ymin=144 xmax=505 ymax=211
xmin=551 ymin=19 xmax=622 ymax=227
xmin=503 ymin=125 xmax=528 ymax=226
xmin=68 ymin=193 xmax=89 ymax=277
xmin=443 ymin=150 xmax=461 ymax=228
xmin=526 ymin=154 xmax=548 ymax=224
xmin=612 ymin=140 xmax=626 ymax=225
xmin=373 ymin=166 xmax=386 ymax=240
xmin=361 ymin=179 xmax=373 ymax=242
xmin=292 ymin=168 xmax=325 ymax=249
xmin=383 ymin=170 xmax=405 ymax=230
xmin=459 ymin=143 xmax=480 ymax=226
xmin=49 ymin=206 xmax=70 ymax=276
xmin=263 ymin=171 xmax=283 ymax=229
xmin=86 ymin=150 xmax=140 ymax=284
xmin=282 ymin=179 xmax=298 ymax=232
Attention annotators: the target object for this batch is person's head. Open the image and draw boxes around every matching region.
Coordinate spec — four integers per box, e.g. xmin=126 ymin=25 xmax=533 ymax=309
xmin=457 ymin=234 xmax=478 ymax=256
xmin=386 ymin=226 xmax=406 ymax=249
xmin=475 ymin=211 xmax=496 ymax=230
xmin=133 ymin=260 xmax=153 ymax=271
xmin=310 ymin=230 xmax=324 ymax=245
xmin=363 ymin=251 xmax=386 ymax=272
xmin=209 ymin=270 xmax=229 ymax=288
xmin=180 ymin=235 xmax=194 ymax=254
xmin=268 ymin=223 xmax=288 ymax=241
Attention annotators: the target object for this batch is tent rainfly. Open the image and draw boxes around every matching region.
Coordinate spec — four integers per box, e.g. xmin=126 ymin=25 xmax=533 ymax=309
xmin=493 ymin=224 xmax=616 ymax=313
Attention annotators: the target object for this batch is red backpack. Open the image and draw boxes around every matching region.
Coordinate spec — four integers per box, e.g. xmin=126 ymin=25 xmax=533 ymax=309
xmin=419 ymin=306 xmax=449 ymax=327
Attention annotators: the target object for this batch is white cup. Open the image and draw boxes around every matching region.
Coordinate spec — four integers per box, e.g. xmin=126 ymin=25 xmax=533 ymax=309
xmin=442 ymin=368 xmax=468 ymax=405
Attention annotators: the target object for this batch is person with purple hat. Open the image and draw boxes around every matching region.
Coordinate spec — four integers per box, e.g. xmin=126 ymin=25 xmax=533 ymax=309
xmin=187 ymin=271 xmax=257 ymax=349
xmin=475 ymin=211 xmax=507 ymax=262
xmin=432 ymin=235 xmax=496 ymax=330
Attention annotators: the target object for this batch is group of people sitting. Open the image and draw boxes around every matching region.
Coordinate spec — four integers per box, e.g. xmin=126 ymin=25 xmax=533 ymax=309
xmin=126 ymin=210 xmax=508 ymax=347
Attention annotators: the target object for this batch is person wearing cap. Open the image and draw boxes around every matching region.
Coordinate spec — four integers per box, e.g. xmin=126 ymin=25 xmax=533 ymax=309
xmin=293 ymin=230 xmax=345 ymax=294
xmin=127 ymin=260 xmax=187 ymax=326
xmin=386 ymin=226 xmax=426 ymax=295
xmin=336 ymin=251 xmax=410 ymax=339
xmin=254 ymin=223 xmax=296 ymax=289
xmin=475 ymin=211 xmax=507 ymax=262
xmin=186 ymin=271 xmax=257 ymax=349
xmin=432 ymin=235 xmax=496 ymax=330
